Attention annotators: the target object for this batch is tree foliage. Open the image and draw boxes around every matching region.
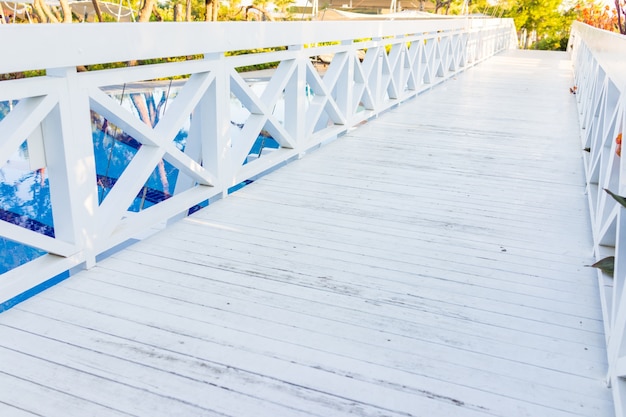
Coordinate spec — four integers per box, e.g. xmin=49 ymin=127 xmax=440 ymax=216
xmin=13 ymin=0 xmax=625 ymax=50
xmin=574 ymin=1 xmax=626 ymax=34
xmin=434 ymin=0 xmax=452 ymax=14
xmin=466 ymin=0 xmax=576 ymax=50
xmin=576 ymin=1 xmax=619 ymax=31
xmin=508 ymin=0 xmax=576 ymax=49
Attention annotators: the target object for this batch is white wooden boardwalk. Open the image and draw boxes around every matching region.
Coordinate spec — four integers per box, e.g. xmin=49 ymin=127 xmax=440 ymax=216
xmin=0 ymin=49 xmax=613 ymax=417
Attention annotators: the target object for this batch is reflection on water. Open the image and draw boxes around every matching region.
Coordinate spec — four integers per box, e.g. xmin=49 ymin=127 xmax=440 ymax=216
xmin=0 ymin=99 xmax=52 ymax=272
xmin=0 ymin=156 xmax=49 ymax=272
xmin=94 ymin=85 xmax=188 ymax=210
xmin=91 ymin=110 xmax=185 ymax=211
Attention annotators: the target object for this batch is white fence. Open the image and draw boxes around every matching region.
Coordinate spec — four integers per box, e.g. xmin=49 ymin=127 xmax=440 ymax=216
xmin=0 ymin=18 xmax=516 ymax=309
xmin=569 ymin=20 xmax=626 ymax=416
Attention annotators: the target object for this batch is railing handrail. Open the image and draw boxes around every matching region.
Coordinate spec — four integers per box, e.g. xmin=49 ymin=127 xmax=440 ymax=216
xmin=0 ymin=18 xmax=516 ymax=310
xmin=569 ymin=21 xmax=626 ymax=94
xmin=569 ymin=21 xmax=626 ymax=417
xmin=1 ymin=19 xmax=509 ymax=74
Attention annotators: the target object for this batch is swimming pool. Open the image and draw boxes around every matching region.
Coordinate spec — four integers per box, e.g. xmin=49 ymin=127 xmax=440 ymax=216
xmin=0 ymin=82 xmax=281 ymax=273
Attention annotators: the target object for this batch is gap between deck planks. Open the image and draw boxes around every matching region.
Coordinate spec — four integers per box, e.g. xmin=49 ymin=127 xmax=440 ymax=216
xmin=0 ymin=49 xmax=614 ymax=417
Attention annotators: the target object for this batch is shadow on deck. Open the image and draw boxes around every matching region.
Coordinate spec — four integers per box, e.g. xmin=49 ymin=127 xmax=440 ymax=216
xmin=0 ymin=49 xmax=613 ymax=417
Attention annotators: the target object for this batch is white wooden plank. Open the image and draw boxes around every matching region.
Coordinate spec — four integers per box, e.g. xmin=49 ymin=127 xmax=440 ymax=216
xmin=100 ymin=247 xmax=607 ymax=373
xmin=0 ymin=345 xmax=229 ymax=417
xmin=9 ymin=297 xmax=494 ymax=417
xmin=221 ymin=171 xmax=581 ymax=251
xmin=239 ymin=161 xmax=588 ymax=223
xmin=240 ymin=172 xmax=591 ymax=241
xmin=109 ymin=241 xmax=606 ymax=341
xmin=0 ymin=314 xmax=393 ymax=417
xmin=188 ymin=197 xmax=595 ymax=290
xmin=2 ymin=20 xmax=488 ymax=74
xmin=69 ymin=264 xmax=610 ymax=402
xmin=0 ymin=359 xmax=142 ymax=417
xmin=0 ymin=49 xmax=612 ymax=417
xmin=14 ymin=284 xmax=612 ymax=417
xmin=0 ymin=401 xmax=45 ymax=417
xmin=185 ymin=195 xmax=597 ymax=291
xmin=0 ymin=324 xmax=325 ymax=417
xmin=145 ymin=219 xmax=602 ymax=320
xmin=257 ymin=157 xmax=589 ymax=216
xmin=257 ymin=172 xmax=589 ymax=225
xmin=0 ymin=220 xmax=78 ymax=257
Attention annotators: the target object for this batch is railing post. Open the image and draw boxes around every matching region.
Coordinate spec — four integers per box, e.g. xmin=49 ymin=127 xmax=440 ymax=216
xmin=168 ymin=68 xmax=216 ymax=223
xmin=370 ymin=38 xmax=384 ymax=113
xmin=285 ymin=44 xmax=308 ymax=156
xmin=334 ymin=40 xmax=356 ymax=126
xmin=43 ymin=66 xmax=98 ymax=268
xmin=388 ymin=35 xmax=404 ymax=100
xmin=198 ymin=53 xmax=232 ymax=198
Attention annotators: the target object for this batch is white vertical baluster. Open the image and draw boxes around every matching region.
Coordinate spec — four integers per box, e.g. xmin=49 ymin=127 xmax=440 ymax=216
xmin=334 ymin=40 xmax=355 ymax=128
xmin=284 ymin=45 xmax=308 ymax=155
xmin=43 ymin=66 xmax=98 ymax=268
xmin=200 ymin=53 xmax=232 ymax=198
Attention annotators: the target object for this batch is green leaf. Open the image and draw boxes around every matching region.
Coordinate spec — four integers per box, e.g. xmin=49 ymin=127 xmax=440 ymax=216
xmin=604 ymin=188 xmax=626 ymax=209
xmin=587 ymin=256 xmax=615 ymax=276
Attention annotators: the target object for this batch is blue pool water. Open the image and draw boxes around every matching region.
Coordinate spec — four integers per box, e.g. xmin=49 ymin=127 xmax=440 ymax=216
xmin=0 ymin=92 xmax=280 ymax=274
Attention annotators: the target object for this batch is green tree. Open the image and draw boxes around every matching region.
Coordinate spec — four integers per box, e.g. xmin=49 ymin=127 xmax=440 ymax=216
xmin=274 ymin=0 xmax=294 ymax=13
xmin=474 ymin=0 xmax=575 ymax=50
xmin=435 ymin=0 xmax=452 ymax=14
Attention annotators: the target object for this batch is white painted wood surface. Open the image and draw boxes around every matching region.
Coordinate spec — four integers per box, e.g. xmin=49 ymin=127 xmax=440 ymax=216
xmin=0 ymin=19 xmax=515 ymax=303
xmin=569 ymin=22 xmax=626 ymax=417
xmin=0 ymin=49 xmax=612 ymax=416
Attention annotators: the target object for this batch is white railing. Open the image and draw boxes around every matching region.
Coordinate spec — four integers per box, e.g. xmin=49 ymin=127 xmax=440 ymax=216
xmin=0 ymin=18 xmax=516 ymax=309
xmin=569 ymin=20 xmax=626 ymax=416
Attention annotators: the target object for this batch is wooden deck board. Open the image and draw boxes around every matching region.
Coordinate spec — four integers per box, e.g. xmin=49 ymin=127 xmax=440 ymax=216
xmin=0 ymin=50 xmax=614 ymax=416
